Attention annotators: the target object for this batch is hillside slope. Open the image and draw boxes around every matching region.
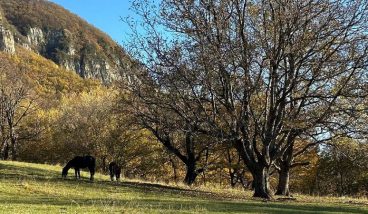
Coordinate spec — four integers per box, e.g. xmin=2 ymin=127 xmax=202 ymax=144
xmin=0 ymin=161 xmax=367 ymax=213
xmin=0 ymin=49 xmax=99 ymax=105
xmin=0 ymin=0 xmax=131 ymax=83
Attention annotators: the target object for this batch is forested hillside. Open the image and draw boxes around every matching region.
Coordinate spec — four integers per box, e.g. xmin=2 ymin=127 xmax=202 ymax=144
xmin=0 ymin=47 xmax=165 ymax=177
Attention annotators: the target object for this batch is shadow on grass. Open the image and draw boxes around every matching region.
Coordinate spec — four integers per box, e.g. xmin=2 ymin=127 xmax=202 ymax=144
xmin=0 ymin=161 xmax=96 ymax=182
xmin=0 ymin=161 xmax=367 ymax=213
xmin=102 ymin=180 xmax=203 ymax=194
xmin=0 ymin=162 xmax=60 ymax=180
xmin=0 ymin=195 xmax=366 ymax=214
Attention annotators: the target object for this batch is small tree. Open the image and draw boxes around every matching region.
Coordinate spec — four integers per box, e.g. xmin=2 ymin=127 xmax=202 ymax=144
xmin=0 ymin=62 xmax=36 ymax=160
xmin=316 ymin=139 xmax=368 ymax=196
xmin=121 ymin=83 xmax=215 ymax=185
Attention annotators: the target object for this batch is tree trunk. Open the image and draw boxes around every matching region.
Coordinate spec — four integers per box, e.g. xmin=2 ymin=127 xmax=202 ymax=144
xmin=229 ymin=170 xmax=237 ymax=187
xmin=101 ymin=156 xmax=107 ymax=173
xmin=226 ymin=148 xmax=239 ymax=188
xmin=275 ymin=164 xmax=290 ymax=196
xmin=234 ymin=140 xmax=273 ymax=199
xmin=0 ymin=125 xmax=8 ymax=160
xmin=183 ymin=131 xmax=199 ymax=185
xmin=183 ymin=161 xmax=198 ymax=185
xmin=10 ymin=135 xmax=17 ymax=161
xmin=275 ymin=138 xmax=294 ymax=196
xmin=2 ymin=141 xmax=9 ymax=160
xmin=252 ymin=166 xmax=272 ymax=199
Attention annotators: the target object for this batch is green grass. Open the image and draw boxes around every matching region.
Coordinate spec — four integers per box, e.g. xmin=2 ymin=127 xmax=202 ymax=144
xmin=0 ymin=161 xmax=367 ymax=213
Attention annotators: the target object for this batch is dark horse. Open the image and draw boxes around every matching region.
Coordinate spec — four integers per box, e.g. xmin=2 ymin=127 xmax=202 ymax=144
xmin=62 ymin=156 xmax=96 ymax=181
xmin=109 ymin=162 xmax=121 ymax=181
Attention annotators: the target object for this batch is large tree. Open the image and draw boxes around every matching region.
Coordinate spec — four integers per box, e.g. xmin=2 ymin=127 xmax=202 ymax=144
xmin=125 ymin=0 xmax=368 ymax=198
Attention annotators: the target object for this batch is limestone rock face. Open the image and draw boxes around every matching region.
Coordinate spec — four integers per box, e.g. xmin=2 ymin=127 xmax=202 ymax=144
xmin=34 ymin=28 xmax=123 ymax=83
xmin=27 ymin=27 xmax=45 ymax=48
xmin=0 ymin=25 xmax=15 ymax=53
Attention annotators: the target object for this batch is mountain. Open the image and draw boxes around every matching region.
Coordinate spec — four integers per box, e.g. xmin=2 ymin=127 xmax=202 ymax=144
xmin=0 ymin=0 xmax=131 ymax=84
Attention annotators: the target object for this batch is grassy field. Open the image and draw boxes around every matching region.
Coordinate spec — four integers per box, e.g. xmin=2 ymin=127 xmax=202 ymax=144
xmin=0 ymin=161 xmax=367 ymax=213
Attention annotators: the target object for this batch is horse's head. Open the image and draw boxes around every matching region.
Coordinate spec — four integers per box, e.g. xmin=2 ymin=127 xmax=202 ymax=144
xmin=62 ymin=167 xmax=68 ymax=178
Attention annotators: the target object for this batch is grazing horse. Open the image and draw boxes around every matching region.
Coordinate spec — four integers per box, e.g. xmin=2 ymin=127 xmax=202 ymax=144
xmin=62 ymin=156 xmax=96 ymax=181
xmin=109 ymin=162 xmax=121 ymax=181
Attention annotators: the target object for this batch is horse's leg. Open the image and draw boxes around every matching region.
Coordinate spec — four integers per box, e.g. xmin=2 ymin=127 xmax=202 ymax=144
xmin=74 ymin=168 xmax=78 ymax=179
xmin=76 ymin=168 xmax=81 ymax=179
xmin=89 ymin=167 xmax=95 ymax=181
xmin=110 ymin=167 xmax=115 ymax=181
xmin=116 ymin=167 xmax=121 ymax=182
xmin=110 ymin=170 xmax=114 ymax=181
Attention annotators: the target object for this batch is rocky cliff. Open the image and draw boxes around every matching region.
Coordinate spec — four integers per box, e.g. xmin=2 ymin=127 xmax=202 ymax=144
xmin=0 ymin=9 xmax=15 ymax=53
xmin=0 ymin=0 xmax=131 ymax=84
xmin=0 ymin=25 xmax=15 ymax=53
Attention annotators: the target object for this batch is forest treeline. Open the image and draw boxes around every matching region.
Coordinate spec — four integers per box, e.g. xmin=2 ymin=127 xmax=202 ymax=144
xmin=1 ymin=0 xmax=368 ymax=199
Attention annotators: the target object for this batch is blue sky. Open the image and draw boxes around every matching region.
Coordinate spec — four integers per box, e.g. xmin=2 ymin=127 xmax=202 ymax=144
xmin=49 ymin=0 xmax=136 ymax=45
